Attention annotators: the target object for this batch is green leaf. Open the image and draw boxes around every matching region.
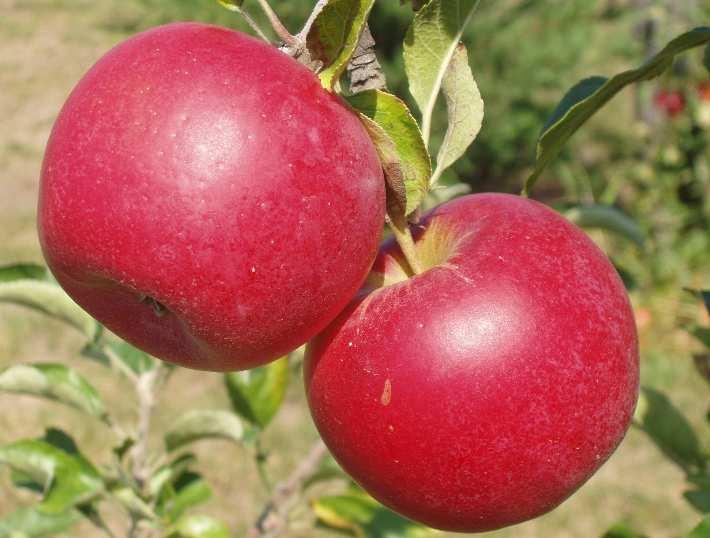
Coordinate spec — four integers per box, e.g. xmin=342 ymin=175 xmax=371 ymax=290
xmin=685 ymin=489 xmax=710 ymax=514
xmin=303 ymin=454 xmax=347 ymax=490
xmin=160 ymin=472 xmax=213 ymax=523
xmin=603 ymin=523 xmax=646 ymax=538
xmin=216 ymin=0 xmax=243 ymax=10
xmin=0 ymin=363 xmax=107 ymax=420
xmin=224 ymin=357 xmax=289 ymax=428
xmin=346 ymin=90 xmax=431 ymax=217
xmin=688 ymin=515 xmax=710 ymax=538
xmin=167 ymin=515 xmax=230 ymax=538
xmin=306 ymin=0 xmax=376 ymax=89
xmin=112 ymin=487 xmax=156 ymax=520
xmin=403 ymin=0 xmax=481 ymax=143
xmin=81 ymin=339 xmax=157 ymax=378
xmin=634 ymin=387 xmax=705 ymax=473
xmin=149 ymin=453 xmax=198 ymax=498
xmin=564 ymin=204 xmax=645 ymax=247
xmin=313 ymin=491 xmax=434 ymax=537
xmin=0 ymin=439 xmax=103 ymax=513
xmin=684 ymin=289 xmax=710 ymax=317
xmin=431 ymin=43 xmax=483 ymax=186
xmin=0 ymin=279 xmax=96 ymax=338
xmin=525 ymin=27 xmax=710 ymax=194
xmin=704 ymin=44 xmax=710 ymax=73
xmin=165 ymin=410 xmax=245 ymax=452
xmin=0 ymin=264 xmax=49 ymax=283
xmin=0 ymin=507 xmax=80 ymax=538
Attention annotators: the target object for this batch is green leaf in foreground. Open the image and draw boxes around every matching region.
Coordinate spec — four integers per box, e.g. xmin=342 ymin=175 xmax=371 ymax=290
xmin=347 ymin=90 xmax=431 ymax=217
xmin=0 ymin=439 xmax=104 ymax=513
xmin=432 ymin=43 xmax=484 ymax=186
xmin=167 ymin=514 xmax=230 ymax=538
xmin=0 ymin=263 xmax=49 ymax=283
xmin=688 ymin=515 xmax=710 ymax=538
xmin=524 ymin=26 xmax=710 ymax=194
xmin=564 ymin=204 xmax=645 ymax=247
xmin=306 ymin=0 xmax=375 ymax=89
xmin=0 ymin=278 xmax=96 ymax=338
xmin=165 ymin=410 xmax=245 ymax=451
xmin=313 ymin=491 xmax=433 ymax=537
xmin=0 ymin=363 xmax=107 ymax=420
xmin=403 ymin=0 xmax=481 ymax=143
xmin=224 ymin=356 xmax=289 ymax=428
xmin=634 ymin=387 xmax=705 ymax=473
xmin=0 ymin=507 xmax=80 ymax=538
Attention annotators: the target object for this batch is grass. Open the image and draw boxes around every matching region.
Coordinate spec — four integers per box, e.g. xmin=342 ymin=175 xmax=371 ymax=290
xmin=1 ymin=1 xmax=708 ymax=536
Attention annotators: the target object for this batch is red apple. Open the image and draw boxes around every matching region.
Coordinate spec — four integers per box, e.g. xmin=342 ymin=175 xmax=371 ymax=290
xmin=305 ymin=194 xmax=639 ymax=532
xmin=653 ymin=89 xmax=686 ymax=118
xmin=38 ymin=23 xmax=385 ymax=371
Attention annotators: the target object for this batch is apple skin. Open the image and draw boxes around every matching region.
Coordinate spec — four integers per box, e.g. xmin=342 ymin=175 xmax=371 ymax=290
xmin=38 ymin=23 xmax=385 ymax=371
xmin=305 ymin=194 xmax=639 ymax=532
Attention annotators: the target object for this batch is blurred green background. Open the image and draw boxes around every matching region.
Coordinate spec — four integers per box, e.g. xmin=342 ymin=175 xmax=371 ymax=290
xmin=1 ymin=0 xmax=709 ymax=536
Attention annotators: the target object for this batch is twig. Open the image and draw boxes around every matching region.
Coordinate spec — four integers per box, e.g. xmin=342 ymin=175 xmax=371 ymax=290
xmin=247 ymin=440 xmax=329 ymax=538
xmin=239 ymin=7 xmax=272 ymax=43
xmin=296 ymin=0 xmax=329 ymax=41
xmin=130 ymin=364 xmax=166 ymax=490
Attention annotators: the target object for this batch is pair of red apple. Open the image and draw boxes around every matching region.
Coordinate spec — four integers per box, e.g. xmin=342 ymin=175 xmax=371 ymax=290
xmin=38 ymin=23 xmax=639 ymax=533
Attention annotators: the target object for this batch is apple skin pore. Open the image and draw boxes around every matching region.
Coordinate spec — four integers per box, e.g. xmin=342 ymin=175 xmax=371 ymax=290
xmin=305 ymin=194 xmax=639 ymax=532
xmin=38 ymin=23 xmax=385 ymax=371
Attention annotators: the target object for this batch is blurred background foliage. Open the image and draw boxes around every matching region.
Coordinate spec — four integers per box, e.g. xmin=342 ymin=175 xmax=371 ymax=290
xmin=1 ymin=0 xmax=709 ymax=536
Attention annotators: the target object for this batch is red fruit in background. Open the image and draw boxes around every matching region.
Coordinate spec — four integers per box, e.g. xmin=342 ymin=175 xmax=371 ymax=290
xmin=653 ymin=89 xmax=686 ymax=117
xmin=38 ymin=23 xmax=385 ymax=371
xmin=305 ymin=194 xmax=639 ymax=532
xmin=698 ymin=81 xmax=710 ymax=101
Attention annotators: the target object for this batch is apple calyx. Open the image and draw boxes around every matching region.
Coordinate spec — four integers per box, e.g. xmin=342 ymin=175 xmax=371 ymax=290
xmin=137 ymin=294 xmax=167 ymax=318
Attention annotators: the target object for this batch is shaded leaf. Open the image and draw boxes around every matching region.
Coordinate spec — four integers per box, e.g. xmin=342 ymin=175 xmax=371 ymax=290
xmin=0 ymin=279 xmax=96 ymax=338
xmin=347 ymin=90 xmax=431 ymax=217
xmin=224 ymin=357 xmax=289 ymax=428
xmin=433 ymin=43 xmax=483 ymax=184
xmin=313 ymin=491 xmax=433 ymax=537
xmin=165 ymin=411 xmax=245 ymax=452
xmin=403 ymin=0 xmax=481 ymax=142
xmin=0 ymin=264 xmax=49 ymax=283
xmin=688 ymin=515 xmax=710 ymax=538
xmin=684 ymin=289 xmax=710 ymax=317
xmin=685 ymin=489 xmax=710 ymax=514
xmin=525 ymin=27 xmax=710 ymax=194
xmin=603 ymin=523 xmax=646 ymax=538
xmin=0 ymin=507 xmax=80 ymax=538
xmin=159 ymin=472 xmax=212 ymax=523
xmin=634 ymin=387 xmax=705 ymax=472
xmin=0 ymin=363 xmax=107 ymax=420
xmin=307 ymin=0 xmax=376 ymax=89
xmin=564 ymin=204 xmax=645 ymax=247
xmin=167 ymin=515 xmax=230 ymax=538
xmin=0 ymin=439 xmax=103 ymax=513
xmin=149 ymin=453 xmax=198 ymax=498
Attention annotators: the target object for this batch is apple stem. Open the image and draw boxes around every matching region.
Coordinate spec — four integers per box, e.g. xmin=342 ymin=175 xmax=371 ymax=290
xmin=254 ymin=0 xmax=301 ymax=47
xmin=388 ymin=213 xmax=424 ymax=276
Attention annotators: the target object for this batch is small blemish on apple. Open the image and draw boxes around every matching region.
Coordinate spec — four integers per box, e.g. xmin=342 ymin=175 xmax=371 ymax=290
xmin=380 ymin=379 xmax=392 ymax=406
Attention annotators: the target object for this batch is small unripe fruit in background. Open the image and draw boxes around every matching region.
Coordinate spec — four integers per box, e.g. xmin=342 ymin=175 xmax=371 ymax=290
xmin=305 ymin=194 xmax=639 ymax=532
xmin=38 ymin=23 xmax=385 ymax=371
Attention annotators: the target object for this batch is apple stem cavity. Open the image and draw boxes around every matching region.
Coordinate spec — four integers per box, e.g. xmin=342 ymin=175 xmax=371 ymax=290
xmin=388 ymin=213 xmax=424 ymax=276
